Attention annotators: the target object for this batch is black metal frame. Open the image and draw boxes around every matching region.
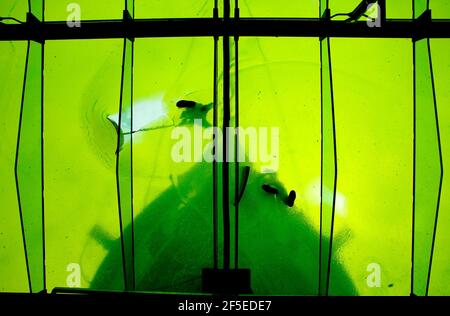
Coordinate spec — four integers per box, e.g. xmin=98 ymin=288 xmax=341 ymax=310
xmin=1 ymin=17 xmax=450 ymax=42
xmin=4 ymin=0 xmax=450 ymax=296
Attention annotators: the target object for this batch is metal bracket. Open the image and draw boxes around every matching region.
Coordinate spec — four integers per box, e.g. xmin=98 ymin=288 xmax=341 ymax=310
xmin=413 ymin=9 xmax=432 ymax=42
xmin=234 ymin=7 xmax=240 ymax=41
xmin=26 ymin=12 xmax=44 ymax=44
xmin=123 ymin=10 xmax=135 ymax=42
xmin=320 ymin=9 xmax=331 ymax=41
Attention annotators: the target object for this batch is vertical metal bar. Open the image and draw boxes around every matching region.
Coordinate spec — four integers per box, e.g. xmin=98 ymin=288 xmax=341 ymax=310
xmin=41 ymin=38 xmax=46 ymax=293
xmin=234 ymin=0 xmax=240 ymax=270
xmin=130 ymin=31 xmax=135 ymax=291
xmin=213 ymin=0 xmax=219 ymax=270
xmin=378 ymin=0 xmax=386 ymax=24
xmin=16 ymin=40 xmax=32 ymax=294
xmin=325 ymin=36 xmax=338 ymax=297
xmin=425 ymin=37 xmax=442 ymax=296
xmin=116 ymin=3 xmax=135 ymax=291
xmin=411 ymin=32 xmax=416 ymax=296
xmin=319 ymin=1 xmax=337 ymax=296
xmin=223 ymin=0 xmax=231 ymax=271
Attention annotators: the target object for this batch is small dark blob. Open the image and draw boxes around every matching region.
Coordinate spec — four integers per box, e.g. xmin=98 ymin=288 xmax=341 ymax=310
xmin=176 ymin=100 xmax=196 ymax=109
xmin=388 ymin=284 xmax=394 ymax=288
xmin=262 ymin=184 xmax=279 ymax=195
xmin=286 ymin=190 xmax=296 ymax=207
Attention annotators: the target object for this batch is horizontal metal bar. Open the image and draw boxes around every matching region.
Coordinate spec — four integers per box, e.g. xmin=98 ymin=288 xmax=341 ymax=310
xmin=1 ymin=18 xmax=450 ymax=41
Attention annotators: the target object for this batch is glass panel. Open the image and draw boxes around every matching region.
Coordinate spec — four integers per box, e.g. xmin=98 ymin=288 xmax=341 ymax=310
xmin=0 ymin=0 xmax=28 ymax=23
xmin=44 ymin=39 xmax=124 ymax=291
xmin=331 ymin=38 xmax=413 ymax=296
xmin=115 ymin=38 xmax=135 ymax=290
xmin=413 ymin=38 xmax=442 ymax=296
xmin=135 ymin=0 xmax=212 ymax=19
xmin=126 ymin=0 xmax=134 ymax=16
xmin=29 ymin=0 xmax=43 ymax=21
xmin=238 ymin=0 xmax=317 ymax=18
xmin=430 ymin=0 xmax=450 ymax=19
xmin=414 ymin=0 xmax=428 ymax=18
xmin=319 ymin=37 xmax=337 ymax=296
xmin=428 ymin=39 xmax=450 ymax=296
xmin=45 ymin=0 xmax=123 ymax=21
xmin=16 ymin=40 xmax=44 ymax=293
xmin=238 ymin=37 xmax=325 ymax=295
xmin=386 ymin=0 xmax=412 ymax=19
xmin=0 ymin=41 xmax=29 ymax=292
xmin=109 ymin=38 xmax=214 ymax=292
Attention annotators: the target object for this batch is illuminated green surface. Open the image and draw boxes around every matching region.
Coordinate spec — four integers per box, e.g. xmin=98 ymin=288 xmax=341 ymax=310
xmin=320 ymin=37 xmax=336 ymax=296
xmin=0 ymin=41 xmax=29 ymax=292
xmin=331 ymin=38 xmax=413 ymax=296
xmin=43 ymin=39 xmax=124 ymax=291
xmin=30 ymin=0 xmax=43 ymax=21
xmin=238 ymin=0 xmax=316 ymax=17
xmin=0 ymin=0 xmax=28 ymax=22
xmin=429 ymin=39 xmax=450 ymax=295
xmin=412 ymin=0 xmax=442 ymax=297
xmin=45 ymin=0 xmax=123 ymax=21
xmin=115 ymin=4 xmax=136 ymax=290
xmin=116 ymin=37 xmax=135 ymax=291
xmin=430 ymin=0 xmax=450 ymax=18
xmin=330 ymin=0 xmax=411 ymax=19
xmin=413 ymin=38 xmax=441 ymax=296
xmin=16 ymin=40 xmax=44 ymax=293
xmin=136 ymin=0 xmax=212 ymax=18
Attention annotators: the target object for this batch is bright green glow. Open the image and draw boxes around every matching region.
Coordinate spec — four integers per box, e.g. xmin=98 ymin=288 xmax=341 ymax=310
xmin=43 ymin=40 xmax=124 ymax=291
xmin=45 ymin=0 xmax=123 ymax=21
xmin=16 ymin=40 xmax=44 ymax=293
xmin=135 ymin=0 xmax=212 ymax=18
xmin=237 ymin=37 xmax=325 ymax=295
xmin=91 ymin=38 xmax=214 ymax=292
xmin=331 ymin=38 xmax=413 ymax=296
xmin=320 ymin=37 xmax=336 ymax=296
xmin=75 ymin=38 xmax=216 ymax=291
xmin=0 ymin=0 xmax=28 ymax=22
xmin=0 ymin=41 xmax=29 ymax=292
xmin=29 ymin=0 xmax=43 ymax=21
xmin=387 ymin=0 xmax=412 ymax=18
xmin=413 ymin=38 xmax=442 ymax=296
